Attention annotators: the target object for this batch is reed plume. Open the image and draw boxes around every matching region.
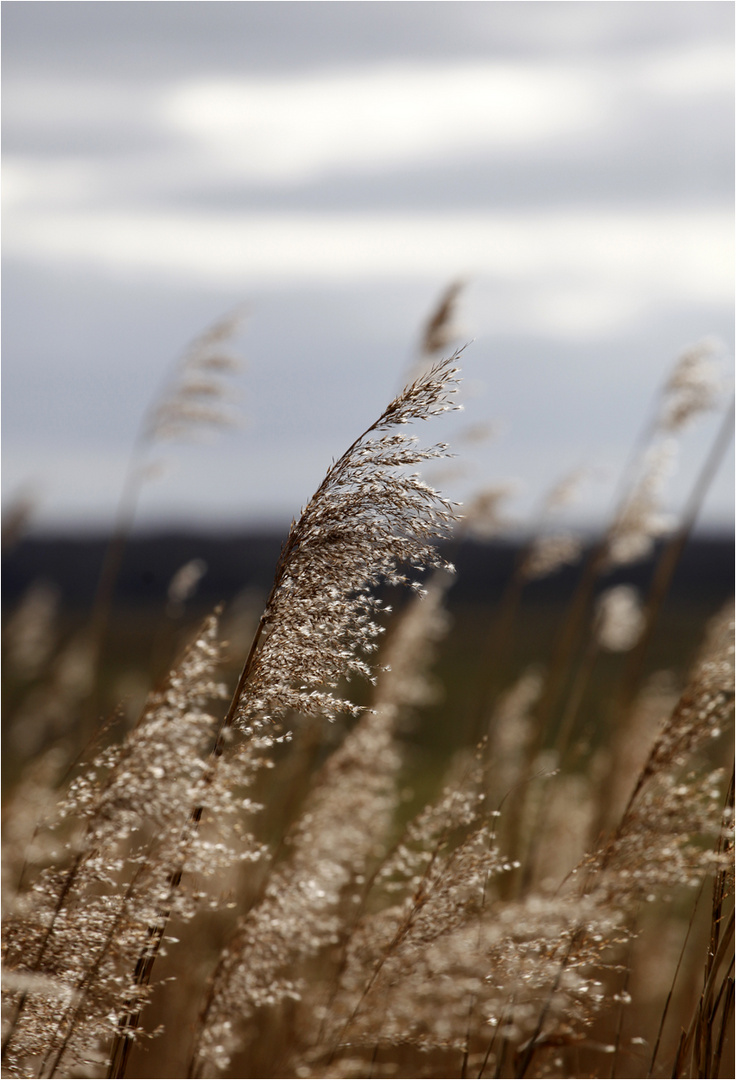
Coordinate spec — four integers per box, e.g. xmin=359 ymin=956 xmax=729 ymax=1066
xmin=1 ymin=613 xmax=269 ymax=1078
xmin=312 ymin=604 xmax=733 ymax=1078
xmin=187 ymin=571 xmax=455 ymax=1078
xmin=223 ymin=350 xmax=462 ymax=734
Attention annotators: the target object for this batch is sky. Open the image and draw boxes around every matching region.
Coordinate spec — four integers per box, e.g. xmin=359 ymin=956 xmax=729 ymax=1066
xmin=2 ymin=1 xmax=734 ymax=538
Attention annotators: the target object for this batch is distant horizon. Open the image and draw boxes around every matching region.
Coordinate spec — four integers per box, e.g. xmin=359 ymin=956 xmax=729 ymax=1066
xmin=7 ymin=516 xmax=734 ymax=544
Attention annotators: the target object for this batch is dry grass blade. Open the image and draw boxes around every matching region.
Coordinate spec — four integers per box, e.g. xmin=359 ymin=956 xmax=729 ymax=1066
xmin=83 ymin=308 xmax=247 ymax=730
xmin=420 ymin=280 xmax=465 ymax=358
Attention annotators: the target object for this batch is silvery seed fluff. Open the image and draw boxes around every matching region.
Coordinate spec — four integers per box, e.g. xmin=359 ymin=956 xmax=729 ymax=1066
xmin=233 ymin=350 xmax=463 ymax=728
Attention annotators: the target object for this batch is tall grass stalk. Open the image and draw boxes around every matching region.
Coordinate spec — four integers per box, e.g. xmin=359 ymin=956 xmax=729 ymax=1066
xmin=84 ymin=309 xmax=245 ymax=723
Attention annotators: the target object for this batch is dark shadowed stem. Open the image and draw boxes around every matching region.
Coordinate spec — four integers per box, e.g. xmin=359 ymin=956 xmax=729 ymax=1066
xmin=461 ymin=994 xmax=474 ymax=1078
xmin=81 ymin=456 xmax=148 ymax=729
xmin=707 ymin=768 xmax=734 ymax=982
xmin=669 ymin=767 xmax=735 ymax=1079
xmin=493 ymin=1036 xmax=510 ymax=1079
xmin=673 ymin=912 xmax=735 ymax=1077
xmin=610 ymin=951 xmax=632 ymax=1080
xmin=647 ymin=880 xmax=706 ymax=1078
xmin=469 ymin=559 xmax=527 ymax=743
xmin=187 ymin=720 xmax=325 ymax=1073
xmin=475 ymin=1001 xmax=509 ymax=1078
xmin=711 ymin=974 xmax=735 ymax=1078
xmin=106 ymin=854 xmax=191 ymax=1078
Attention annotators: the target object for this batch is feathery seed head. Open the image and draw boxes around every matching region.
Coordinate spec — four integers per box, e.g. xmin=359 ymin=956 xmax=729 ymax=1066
xmin=594 ymin=585 xmax=645 ymax=652
xmin=605 ymin=440 xmax=677 ymax=567
xmin=462 ymin=484 xmax=515 ymax=540
xmin=146 ymin=308 xmax=245 ymax=443
xmin=659 ymin=340 xmax=723 ymax=432
xmin=420 ymin=280 xmax=465 ymax=358
xmin=521 ymin=533 xmax=583 ymax=581
xmin=233 ymin=352 xmax=462 ymax=728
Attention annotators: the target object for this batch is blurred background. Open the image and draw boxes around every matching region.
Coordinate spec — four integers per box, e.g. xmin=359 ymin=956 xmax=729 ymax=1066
xmin=2 ymin=1 xmax=734 ymax=537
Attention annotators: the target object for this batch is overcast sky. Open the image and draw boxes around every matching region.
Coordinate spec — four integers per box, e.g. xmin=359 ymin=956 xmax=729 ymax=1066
xmin=2 ymin=1 xmax=734 ymax=538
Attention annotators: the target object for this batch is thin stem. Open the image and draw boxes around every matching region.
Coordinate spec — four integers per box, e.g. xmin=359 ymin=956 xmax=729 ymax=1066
xmin=647 ymin=883 xmax=705 ymax=1077
xmin=613 ymin=397 xmax=734 ymax=730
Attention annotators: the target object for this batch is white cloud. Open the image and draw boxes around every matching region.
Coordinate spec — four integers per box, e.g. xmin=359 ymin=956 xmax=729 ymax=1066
xmin=159 ymin=61 xmax=602 ymax=183
xmin=5 ymin=208 xmax=731 ymax=339
xmin=7 ymin=42 xmax=731 ymax=202
xmin=1 ymin=61 xmax=602 ymax=215
xmin=2 ymin=158 xmax=100 ymax=211
xmin=638 ymin=43 xmax=734 ymax=98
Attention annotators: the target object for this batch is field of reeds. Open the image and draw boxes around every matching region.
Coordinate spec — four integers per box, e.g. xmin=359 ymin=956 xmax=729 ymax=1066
xmin=2 ymin=294 xmax=734 ymax=1079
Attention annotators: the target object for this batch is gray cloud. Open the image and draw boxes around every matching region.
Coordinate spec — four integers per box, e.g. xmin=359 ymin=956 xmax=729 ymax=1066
xmin=4 ymin=1 xmax=732 ymax=77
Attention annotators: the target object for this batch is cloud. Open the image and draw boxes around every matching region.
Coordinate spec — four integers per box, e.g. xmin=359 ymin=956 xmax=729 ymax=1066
xmin=639 ymin=42 xmax=734 ymax=97
xmin=7 ymin=43 xmax=732 ymax=188
xmin=159 ymin=45 xmax=733 ymax=180
xmin=159 ymin=61 xmax=603 ymax=184
xmin=4 ymin=207 xmax=731 ymax=338
xmin=4 ymin=60 xmax=599 ymax=202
